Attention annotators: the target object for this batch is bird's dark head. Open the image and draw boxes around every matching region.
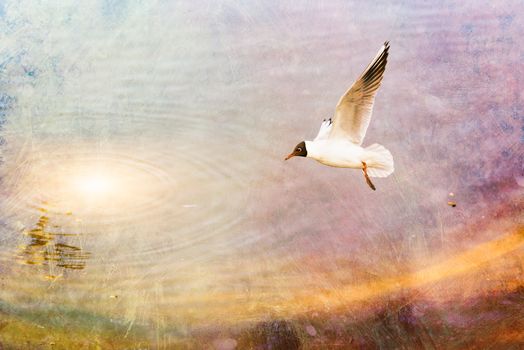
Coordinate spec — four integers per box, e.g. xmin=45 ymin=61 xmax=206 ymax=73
xmin=285 ymin=141 xmax=307 ymax=160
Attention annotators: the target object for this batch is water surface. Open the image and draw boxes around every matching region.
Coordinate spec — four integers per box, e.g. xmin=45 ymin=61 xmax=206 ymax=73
xmin=0 ymin=0 xmax=522 ymax=348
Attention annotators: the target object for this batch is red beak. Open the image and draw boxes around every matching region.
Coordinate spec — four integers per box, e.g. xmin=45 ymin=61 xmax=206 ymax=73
xmin=284 ymin=152 xmax=296 ymax=160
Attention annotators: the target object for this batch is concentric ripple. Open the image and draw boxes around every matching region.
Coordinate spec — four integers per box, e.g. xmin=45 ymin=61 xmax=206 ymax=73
xmin=4 ymin=150 xmax=175 ymax=224
xmin=0 ymin=113 xmax=257 ymax=298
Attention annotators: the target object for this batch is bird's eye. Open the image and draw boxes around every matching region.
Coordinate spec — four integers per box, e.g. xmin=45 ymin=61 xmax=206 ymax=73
xmin=297 ymin=148 xmax=302 ymax=152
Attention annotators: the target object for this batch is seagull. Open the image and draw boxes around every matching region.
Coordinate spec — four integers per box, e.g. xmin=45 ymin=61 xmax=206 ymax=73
xmin=285 ymin=42 xmax=393 ymax=191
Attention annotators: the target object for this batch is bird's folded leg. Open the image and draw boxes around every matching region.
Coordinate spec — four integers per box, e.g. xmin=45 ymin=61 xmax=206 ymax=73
xmin=362 ymin=162 xmax=376 ymax=191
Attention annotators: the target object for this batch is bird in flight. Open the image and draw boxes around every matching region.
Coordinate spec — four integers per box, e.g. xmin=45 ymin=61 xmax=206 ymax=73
xmin=285 ymin=42 xmax=393 ymax=191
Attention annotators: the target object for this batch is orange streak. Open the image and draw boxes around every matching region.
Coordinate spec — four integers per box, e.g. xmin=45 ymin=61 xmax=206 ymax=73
xmin=291 ymin=228 xmax=524 ymax=313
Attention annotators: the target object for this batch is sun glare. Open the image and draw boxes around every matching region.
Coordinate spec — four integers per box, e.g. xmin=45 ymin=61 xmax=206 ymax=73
xmin=72 ymin=172 xmax=117 ymax=199
xmin=78 ymin=175 xmax=112 ymax=194
xmin=16 ymin=150 xmax=171 ymax=218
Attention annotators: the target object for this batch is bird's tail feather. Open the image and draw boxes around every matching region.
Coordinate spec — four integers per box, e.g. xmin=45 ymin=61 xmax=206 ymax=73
xmin=364 ymin=143 xmax=394 ymax=178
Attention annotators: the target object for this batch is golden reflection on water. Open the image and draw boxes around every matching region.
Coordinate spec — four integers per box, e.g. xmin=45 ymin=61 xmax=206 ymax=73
xmin=17 ymin=206 xmax=91 ymax=274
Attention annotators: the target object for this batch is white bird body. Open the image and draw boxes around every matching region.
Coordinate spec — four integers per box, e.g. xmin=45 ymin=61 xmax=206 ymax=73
xmin=285 ymin=42 xmax=394 ymax=190
xmin=305 ymin=140 xmax=365 ymax=168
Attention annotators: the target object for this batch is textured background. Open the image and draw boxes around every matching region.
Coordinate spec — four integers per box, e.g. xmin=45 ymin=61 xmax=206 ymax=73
xmin=0 ymin=0 xmax=523 ymax=348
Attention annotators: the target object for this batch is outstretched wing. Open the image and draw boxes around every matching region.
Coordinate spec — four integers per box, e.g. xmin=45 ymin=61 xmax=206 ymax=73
xmin=329 ymin=42 xmax=389 ymax=145
xmin=314 ymin=118 xmax=333 ymax=141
